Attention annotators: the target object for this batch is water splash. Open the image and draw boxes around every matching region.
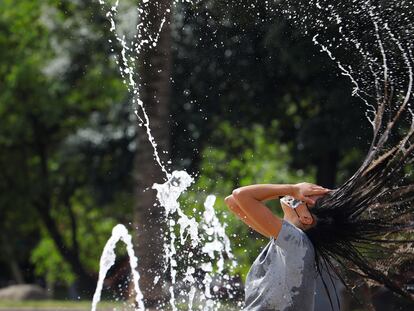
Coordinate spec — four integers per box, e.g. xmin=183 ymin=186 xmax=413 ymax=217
xmin=91 ymin=224 xmax=145 ymax=311
xmin=279 ymin=0 xmax=414 ymax=134
xmin=197 ymin=195 xmax=239 ymax=310
xmin=152 ymin=170 xmax=198 ymax=310
xmin=98 ymin=0 xmax=171 ymax=178
xmin=92 ymin=1 xmax=238 ymax=310
xmin=279 ymin=0 xmax=414 ymax=300
xmin=279 ymin=0 xmax=414 ymax=177
xmin=152 ymin=174 xmax=239 ymax=310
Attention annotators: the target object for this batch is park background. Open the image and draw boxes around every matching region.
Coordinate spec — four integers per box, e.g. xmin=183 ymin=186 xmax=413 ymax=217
xmin=0 ymin=0 xmax=412 ymax=310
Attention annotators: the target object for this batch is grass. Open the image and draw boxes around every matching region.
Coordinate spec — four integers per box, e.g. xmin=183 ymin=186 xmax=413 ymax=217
xmin=0 ymin=299 xmax=241 ymax=310
xmin=0 ymin=300 xmax=127 ymax=310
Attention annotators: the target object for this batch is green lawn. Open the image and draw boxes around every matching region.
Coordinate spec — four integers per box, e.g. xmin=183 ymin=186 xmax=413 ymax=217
xmin=0 ymin=300 xmax=129 ymax=310
xmin=0 ymin=300 xmax=240 ymax=310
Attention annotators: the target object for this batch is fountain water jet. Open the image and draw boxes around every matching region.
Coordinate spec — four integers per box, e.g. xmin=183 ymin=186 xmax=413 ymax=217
xmin=91 ymin=2 xmax=240 ymax=301
xmin=91 ymin=224 xmax=145 ymax=311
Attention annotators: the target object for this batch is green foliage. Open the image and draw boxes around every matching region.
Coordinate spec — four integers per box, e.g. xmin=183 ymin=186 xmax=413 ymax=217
xmin=0 ymin=0 xmax=131 ymax=286
xmin=170 ymin=1 xmax=372 ymax=189
xmin=179 ymin=120 xmax=315 ymax=283
xmin=30 ymin=188 xmax=126 ymax=285
xmin=31 ymin=234 xmax=75 ymax=286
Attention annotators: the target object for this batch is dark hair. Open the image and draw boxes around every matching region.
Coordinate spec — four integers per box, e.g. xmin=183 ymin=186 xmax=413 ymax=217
xmin=277 ymin=0 xmax=414 ymax=308
xmin=304 ymin=116 xmax=414 ymax=308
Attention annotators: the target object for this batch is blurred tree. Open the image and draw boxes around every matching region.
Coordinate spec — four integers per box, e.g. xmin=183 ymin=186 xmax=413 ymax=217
xmin=170 ymin=0 xmax=371 ymax=188
xmin=0 ymin=0 xmax=130 ymax=295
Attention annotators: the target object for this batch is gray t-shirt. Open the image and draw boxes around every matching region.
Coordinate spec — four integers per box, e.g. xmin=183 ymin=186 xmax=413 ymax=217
xmin=243 ymin=219 xmax=317 ymax=311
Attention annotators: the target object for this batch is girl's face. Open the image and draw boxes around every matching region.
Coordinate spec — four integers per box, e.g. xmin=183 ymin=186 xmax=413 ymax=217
xmin=281 ymin=194 xmax=325 ymax=230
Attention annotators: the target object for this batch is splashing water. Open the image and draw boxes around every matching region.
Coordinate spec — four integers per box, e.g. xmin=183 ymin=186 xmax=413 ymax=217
xmin=280 ymin=0 xmax=414 ymax=133
xmin=279 ymin=0 xmax=414 ymax=299
xmin=91 ymin=224 xmax=145 ymax=311
xmin=92 ymin=1 xmax=239 ymax=310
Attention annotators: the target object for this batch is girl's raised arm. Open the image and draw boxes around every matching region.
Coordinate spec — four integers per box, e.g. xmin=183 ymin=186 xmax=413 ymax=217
xmin=226 ymin=183 xmax=329 ymax=239
xmin=225 ymin=194 xmax=274 ymax=237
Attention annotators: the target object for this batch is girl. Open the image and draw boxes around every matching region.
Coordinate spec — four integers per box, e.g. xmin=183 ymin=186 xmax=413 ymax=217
xmin=225 ymin=175 xmax=414 ymax=310
xmin=225 ymin=182 xmax=330 ymax=311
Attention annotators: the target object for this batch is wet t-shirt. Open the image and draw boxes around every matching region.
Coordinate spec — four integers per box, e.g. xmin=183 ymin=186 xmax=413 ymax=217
xmin=243 ymin=219 xmax=317 ymax=311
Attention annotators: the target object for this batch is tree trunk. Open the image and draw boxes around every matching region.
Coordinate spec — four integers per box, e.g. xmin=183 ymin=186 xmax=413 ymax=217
xmin=133 ymin=0 xmax=172 ymax=307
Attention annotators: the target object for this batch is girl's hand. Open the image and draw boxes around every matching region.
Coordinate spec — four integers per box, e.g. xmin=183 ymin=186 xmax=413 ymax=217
xmin=291 ymin=182 xmax=331 ymax=205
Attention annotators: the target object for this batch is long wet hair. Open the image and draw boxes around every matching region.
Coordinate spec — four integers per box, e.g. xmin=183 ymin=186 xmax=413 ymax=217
xmin=282 ymin=0 xmax=414 ymax=308
xmin=304 ymin=83 xmax=414 ymax=308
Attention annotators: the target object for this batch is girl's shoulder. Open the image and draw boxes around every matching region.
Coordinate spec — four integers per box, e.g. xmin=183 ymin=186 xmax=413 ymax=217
xmin=273 ymin=219 xmax=315 ymax=255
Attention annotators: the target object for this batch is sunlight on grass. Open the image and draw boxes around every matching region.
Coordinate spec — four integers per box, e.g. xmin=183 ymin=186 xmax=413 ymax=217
xmin=0 ymin=300 xmax=128 ymax=310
